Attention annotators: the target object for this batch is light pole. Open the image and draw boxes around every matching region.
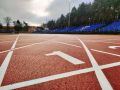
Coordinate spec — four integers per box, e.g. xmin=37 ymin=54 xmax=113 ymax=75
xmin=89 ymin=17 xmax=91 ymax=25
xmin=115 ymin=10 xmax=119 ymax=20
xmin=68 ymin=0 xmax=71 ymax=27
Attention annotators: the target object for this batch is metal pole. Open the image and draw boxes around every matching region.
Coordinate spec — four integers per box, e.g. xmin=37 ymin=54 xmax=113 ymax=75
xmin=68 ymin=0 xmax=71 ymax=27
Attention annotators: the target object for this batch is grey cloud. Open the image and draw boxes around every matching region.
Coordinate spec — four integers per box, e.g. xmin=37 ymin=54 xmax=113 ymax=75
xmin=46 ymin=0 xmax=94 ymax=20
xmin=0 ymin=0 xmax=93 ymax=26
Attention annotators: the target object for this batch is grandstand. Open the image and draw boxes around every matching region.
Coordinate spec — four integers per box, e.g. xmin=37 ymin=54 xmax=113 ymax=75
xmin=33 ymin=23 xmax=103 ymax=34
xmin=71 ymin=24 xmax=104 ymax=33
xmin=99 ymin=20 xmax=120 ymax=33
xmin=33 ymin=21 xmax=120 ymax=34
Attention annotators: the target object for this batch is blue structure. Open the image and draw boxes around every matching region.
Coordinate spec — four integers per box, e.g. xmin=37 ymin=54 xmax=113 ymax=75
xmin=43 ymin=24 xmax=104 ymax=33
xmin=99 ymin=20 xmax=120 ymax=33
xmin=33 ymin=22 xmax=120 ymax=34
xmin=70 ymin=24 xmax=104 ymax=33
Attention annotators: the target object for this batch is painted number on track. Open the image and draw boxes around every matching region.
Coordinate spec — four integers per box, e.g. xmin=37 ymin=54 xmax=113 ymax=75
xmin=46 ymin=51 xmax=85 ymax=65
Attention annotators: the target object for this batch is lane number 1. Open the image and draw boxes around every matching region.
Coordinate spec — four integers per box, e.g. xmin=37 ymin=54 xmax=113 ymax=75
xmin=46 ymin=51 xmax=85 ymax=65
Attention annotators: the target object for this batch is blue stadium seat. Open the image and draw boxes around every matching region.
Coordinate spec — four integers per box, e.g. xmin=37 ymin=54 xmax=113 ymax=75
xmin=33 ymin=24 xmax=104 ymax=33
xmin=99 ymin=20 xmax=120 ymax=33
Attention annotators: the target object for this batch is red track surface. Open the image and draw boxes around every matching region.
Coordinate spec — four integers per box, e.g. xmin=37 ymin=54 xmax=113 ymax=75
xmin=0 ymin=34 xmax=120 ymax=90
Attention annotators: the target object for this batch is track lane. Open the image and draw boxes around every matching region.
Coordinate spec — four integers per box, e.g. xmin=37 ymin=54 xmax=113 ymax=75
xmin=2 ymin=41 xmax=92 ymax=86
xmin=0 ymin=34 xmax=120 ymax=90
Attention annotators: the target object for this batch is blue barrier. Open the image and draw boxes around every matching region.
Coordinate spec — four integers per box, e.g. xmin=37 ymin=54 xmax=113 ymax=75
xmin=33 ymin=23 xmax=105 ymax=33
xmin=99 ymin=20 xmax=120 ymax=33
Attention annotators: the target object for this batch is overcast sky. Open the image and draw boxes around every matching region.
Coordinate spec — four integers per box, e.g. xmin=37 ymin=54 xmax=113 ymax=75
xmin=0 ymin=0 xmax=94 ymax=26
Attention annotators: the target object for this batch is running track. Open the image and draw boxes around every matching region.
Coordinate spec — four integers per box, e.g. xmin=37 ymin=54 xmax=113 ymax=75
xmin=0 ymin=34 xmax=120 ymax=90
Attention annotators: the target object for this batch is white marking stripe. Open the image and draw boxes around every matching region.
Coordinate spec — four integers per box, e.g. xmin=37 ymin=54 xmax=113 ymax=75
xmin=86 ymin=41 xmax=120 ymax=45
xmin=105 ymin=42 xmax=120 ymax=44
xmin=85 ymin=39 xmax=120 ymax=42
xmin=101 ymin=62 xmax=120 ymax=69
xmin=0 ymin=34 xmax=20 ymax=86
xmin=0 ymin=68 xmax=94 ymax=90
xmin=55 ymin=41 xmax=82 ymax=48
xmin=54 ymin=41 xmax=120 ymax=58
xmin=91 ymin=49 xmax=120 ymax=57
xmin=0 ymin=40 xmax=55 ymax=54
xmin=109 ymin=46 xmax=120 ymax=49
xmin=0 ymin=61 xmax=120 ymax=90
xmin=46 ymin=51 xmax=84 ymax=65
xmin=78 ymin=39 xmax=113 ymax=90
xmin=0 ymin=39 xmax=81 ymax=54
xmin=0 ymin=50 xmax=11 ymax=54
xmin=0 ymin=41 xmax=13 ymax=44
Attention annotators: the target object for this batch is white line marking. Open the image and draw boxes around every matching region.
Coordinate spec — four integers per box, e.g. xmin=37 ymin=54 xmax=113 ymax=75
xmin=46 ymin=51 xmax=84 ymax=65
xmin=0 ymin=50 xmax=11 ymax=54
xmin=105 ymin=42 xmax=120 ymax=45
xmin=109 ymin=46 xmax=120 ymax=49
xmin=0 ymin=36 xmax=50 ymax=44
xmin=51 ymin=41 xmax=120 ymax=58
xmin=14 ymin=41 xmax=52 ymax=51
xmin=85 ymin=39 xmax=120 ymax=42
xmin=55 ymin=41 xmax=82 ymax=48
xmin=0 ymin=34 xmax=20 ymax=86
xmin=53 ymin=41 xmax=120 ymax=57
xmin=91 ymin=49 xmax=120 ymax=57
xmin=0 ymin=68 xmax=94 ymax=90
xmin=1 ymin=61 xmax=120 ymax=90
xmin=0 ymin=41 xmax=13 ymax=44
xmin=0 ymin=40 xmax=55 ymax=54
xmin=78 ymin=39 xmax=113 ymax=90
xmin=101 ymin=62 xmax=120 ymax=69
xmin=86 ymin=40 xmax=120 ymax=45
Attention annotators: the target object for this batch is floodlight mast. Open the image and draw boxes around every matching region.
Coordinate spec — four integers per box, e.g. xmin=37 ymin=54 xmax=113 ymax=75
xmin=68 ymin=0 xmax=71 ymax=27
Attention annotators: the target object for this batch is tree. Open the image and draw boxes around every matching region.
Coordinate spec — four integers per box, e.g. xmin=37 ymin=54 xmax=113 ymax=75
xmin=0 ymin=23 xmax=3 ymax=29
xmin=56 ymin=14 xmax=66 ymax=28
xmin=4 ymin=17 xmax=12 ymax=32
xmin=47 ymin=20 xmax=55 ymax=29
xmin=45 ymin=0 xmax=120 ymax=29
xmin=14 ymin=20 xmax=22 ymax=33
xmin=70 ymin=7 xmax=78 ymax=26
xmin=23 ymin=21 xmax=29 ymax=32
xmin=0 ymin=22 xmax=3 ymax=32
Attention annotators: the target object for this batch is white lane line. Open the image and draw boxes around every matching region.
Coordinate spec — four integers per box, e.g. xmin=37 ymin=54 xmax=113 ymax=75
xmin=105 ymin=42 xmax=120 ymax=45
xmin=78 ymin=39 xmax=113 ymax=90
xmin=51 ymin=41 xmax=120 ymax=57
xmin=0 ymin=40 xmax=80 ymax=54
xmin=101 ymin=62 xmax=120 ymax=69
xmin=0 ymin=40 xmax=55 ymax=54
xmin=55 ymin=41 xmax=82 ymax=48
xmin=53 ymin=42 xmax=120 ymax=57
xmin=46 ymin=51 xmax=84 ymax=65
xmin=1 ymin=61 xmax=120 ymax=90
xmin=0 ymin=41 xmax=13 ymax=44
xmin=109 ymin=46 xmax=120 ymax=49
xmin=14 ymin=40 xmax=53 ymax=51
xmin=0 ymin=68 xmax=94 ymax=90
xmin=51 ymin=41 xmax=120 ymax=58
xmin=85 ymin=39 xmax=120 ymax=42
xmin=0 ymin=34 xmax=20 ymax=86
xmin=85 ymin=40 xmax=120 ymax=45
xmin=91 ymin=49 xmax=120 ymax=57
xmin=0 ymin=37 xmax=48 ymax=44
xmin=0 ymin=50 xmax=11 ymax=54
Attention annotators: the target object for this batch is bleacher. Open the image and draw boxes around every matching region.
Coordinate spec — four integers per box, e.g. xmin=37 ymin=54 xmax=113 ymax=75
xmin=34 ymin=23 xmax=104 ymax=34
xmin=33 ymin=21 xmax=120 ymax=34
xmin=70 ymin=24 xmax=104 ymax=33
xmin=99 ymin=20 xmax=120 ymax=33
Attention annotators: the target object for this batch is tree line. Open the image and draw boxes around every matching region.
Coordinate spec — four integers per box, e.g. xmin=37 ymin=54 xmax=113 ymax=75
xmin=0 ymin=17 xmax=29 ymax=33
xmin=45 ymin=0 xmax=120 ymax=29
